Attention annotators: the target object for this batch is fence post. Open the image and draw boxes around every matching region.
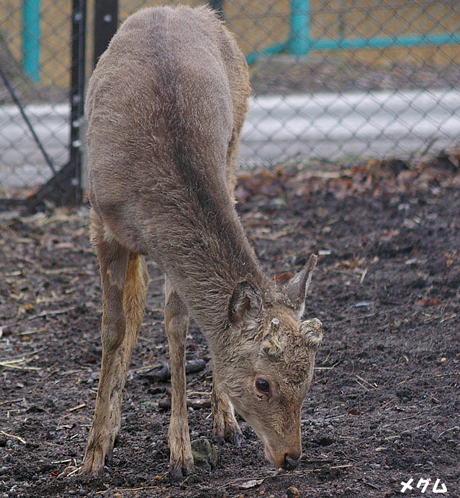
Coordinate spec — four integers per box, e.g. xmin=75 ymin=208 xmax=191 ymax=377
xmin=25 ymin=0 xmax=87 ymax=211
xmin=288 ymin=0 xmax=311 ymax=56
xmin=69 ymin=0 xmax=87 ymax=205
xmin=22 ymin=0 xmax=41 ymax=82
xmin=208 ymin=0 xmax=224 ymax=19
xmin=93 ymin=0 xmax=118 ymax=67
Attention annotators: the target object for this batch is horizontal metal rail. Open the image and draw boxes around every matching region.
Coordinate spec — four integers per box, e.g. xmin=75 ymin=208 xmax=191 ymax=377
xmin=247 ymin=0 xmax=460 ymax=64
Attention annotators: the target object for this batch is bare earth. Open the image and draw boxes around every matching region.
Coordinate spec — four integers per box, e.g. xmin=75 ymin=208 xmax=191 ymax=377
xmin=1 ymin=154 xmax=460 ymax=498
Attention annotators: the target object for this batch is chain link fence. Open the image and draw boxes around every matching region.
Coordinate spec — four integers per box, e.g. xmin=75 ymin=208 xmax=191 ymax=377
xmin=1 ymin=0 xmax=72 ymax=207
xmin=1 ymin=0 xmax=460 ymax=208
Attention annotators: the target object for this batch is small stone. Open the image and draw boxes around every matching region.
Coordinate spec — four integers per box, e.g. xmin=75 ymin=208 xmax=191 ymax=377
xmin=440 ymin=357 xmax=448 ymax=366
xmin=0 ymin=326 xmax=12 ymax=337
xmin=286 ymin=486 xmax=300 ymax=498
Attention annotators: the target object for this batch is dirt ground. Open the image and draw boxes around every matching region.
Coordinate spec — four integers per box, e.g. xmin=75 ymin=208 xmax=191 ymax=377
xmin=1 ymin=154 xmax=460 ymax=498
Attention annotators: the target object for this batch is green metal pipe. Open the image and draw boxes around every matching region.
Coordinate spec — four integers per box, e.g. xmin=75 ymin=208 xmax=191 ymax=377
xmin=288 ymin=0 xmax=310 ymax=55
xmin=246 ymin=0 xmax=311 ymax=64
xmin=246 ymin=0 xmax=460 ymax=65
xmin=246 ymin=42 xmax=286 ymax=66
xmin=22 ymin=0 xmax=41 ymax=82
xmin=308 ymin=33 xmax=460 ymax=52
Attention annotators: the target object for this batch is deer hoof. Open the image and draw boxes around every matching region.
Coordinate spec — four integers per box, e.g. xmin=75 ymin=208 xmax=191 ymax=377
xmin=212 ymin=401 xmax=244 ymax=447
xmin=225 ymin=426 xmax=244 ymax=447
xmin=169 ymin=463 xmax=194 ymax=481
xmin=81 ymin=449 xmax=106 ymax=476
xmin=215 ymin=421 xmax=244 ymax=447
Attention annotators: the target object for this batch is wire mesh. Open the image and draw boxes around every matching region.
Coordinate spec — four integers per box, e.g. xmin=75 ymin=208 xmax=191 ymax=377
xmin=0 ymin=1 xmax=71 ymax=201
xmin=1 ymin=0 xmax=460 ymax=205
xmin=238 ymin=0 xmax=460 ymax=165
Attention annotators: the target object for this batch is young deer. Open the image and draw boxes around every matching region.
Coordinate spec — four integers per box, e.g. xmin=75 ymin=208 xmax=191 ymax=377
xmin=82 ymin=5 xmax=323 ymax=478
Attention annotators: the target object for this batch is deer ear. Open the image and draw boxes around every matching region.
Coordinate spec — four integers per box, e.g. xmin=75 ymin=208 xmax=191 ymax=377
xmin=228 ymin=280 xmax=263 ymax=326
xmin=300 ymin=318 xmax=323 ymax=351
xmin=285 ymin=254 xmax=317 ymax=317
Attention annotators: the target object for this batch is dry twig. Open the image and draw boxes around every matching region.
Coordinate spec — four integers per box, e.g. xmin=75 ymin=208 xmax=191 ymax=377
xmin=0 ymin=430 xmax=26 ymax=444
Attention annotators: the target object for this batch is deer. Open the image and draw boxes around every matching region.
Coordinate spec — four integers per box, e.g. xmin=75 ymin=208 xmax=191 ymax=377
xmin=81 ymin=5 xmax=323 ymax=479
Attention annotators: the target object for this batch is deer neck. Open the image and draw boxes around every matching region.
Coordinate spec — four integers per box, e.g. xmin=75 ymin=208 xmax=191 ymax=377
xmin=154 ymin=202 xmax=270 ymax=338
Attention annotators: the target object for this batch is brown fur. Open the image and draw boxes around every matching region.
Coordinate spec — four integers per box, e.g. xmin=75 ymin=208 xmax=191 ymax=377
xmin=82 ymin=5 xmax=323 ymax=478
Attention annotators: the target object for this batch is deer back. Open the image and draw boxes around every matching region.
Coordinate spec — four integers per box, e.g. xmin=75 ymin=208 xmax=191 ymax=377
xmin=86 ymin=6 xmax=258 ymax=328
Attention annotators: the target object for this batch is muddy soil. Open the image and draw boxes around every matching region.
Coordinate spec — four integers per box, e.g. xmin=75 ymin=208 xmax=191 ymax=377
xmin=1 ymin=155 xmax=460 ymax=498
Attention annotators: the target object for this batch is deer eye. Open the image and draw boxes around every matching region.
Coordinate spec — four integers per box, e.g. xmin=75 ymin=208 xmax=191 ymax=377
xmin=255 ymin=378 xmax=270 ymax=393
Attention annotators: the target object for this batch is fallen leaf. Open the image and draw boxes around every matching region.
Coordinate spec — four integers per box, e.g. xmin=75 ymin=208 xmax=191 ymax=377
xmin=287 ymin=486 xmax=301 ymax=498
xmin=416 ymin=298 xmax=440 ymax=306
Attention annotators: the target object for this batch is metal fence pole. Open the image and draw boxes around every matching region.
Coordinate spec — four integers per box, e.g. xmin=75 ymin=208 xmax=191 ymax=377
xmin=208 ymin=0 xmax=224 ymax=19
xmin=288 ymin=0 xmax=310 ymax=56
xmin=24 ymin=0 xmax=87 ymax=210
xmin=68 ymin=0 xmax=87 ymax=205
xmin=22 ymin=0 xmax=41 ymax=82
xmin=93 ymin=0 xmax=118 ymax=68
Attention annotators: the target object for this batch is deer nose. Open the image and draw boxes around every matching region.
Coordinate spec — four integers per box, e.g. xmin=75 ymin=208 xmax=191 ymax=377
xmin=283 ymin=453 xmax=300 ymax=471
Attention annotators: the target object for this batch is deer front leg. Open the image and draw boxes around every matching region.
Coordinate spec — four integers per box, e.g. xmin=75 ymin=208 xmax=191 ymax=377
xmin=164 ymin=277 xmax=194 ymax=479
xmin=212 ymin=379 xmax=244 ymax=446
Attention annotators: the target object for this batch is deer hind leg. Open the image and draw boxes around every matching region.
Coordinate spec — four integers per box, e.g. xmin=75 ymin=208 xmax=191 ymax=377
xmin=82 ymin=213 xmax=148 ymax=475
xmin=164 ymin=277 xmax=194 ymax=479
xmin=212 ymin=379 xmax=244 ymax=446
xmin=106 ymin=252 xmax=148 ymax=450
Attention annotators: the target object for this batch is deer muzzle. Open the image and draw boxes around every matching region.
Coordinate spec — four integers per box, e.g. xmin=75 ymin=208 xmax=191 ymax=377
xmin=264 ymin=443 xmax=302 ymax=470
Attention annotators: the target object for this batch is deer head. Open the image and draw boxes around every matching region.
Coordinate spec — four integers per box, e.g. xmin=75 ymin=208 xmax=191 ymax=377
xmin=213 ymin=255 xmax=323 ymax=470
